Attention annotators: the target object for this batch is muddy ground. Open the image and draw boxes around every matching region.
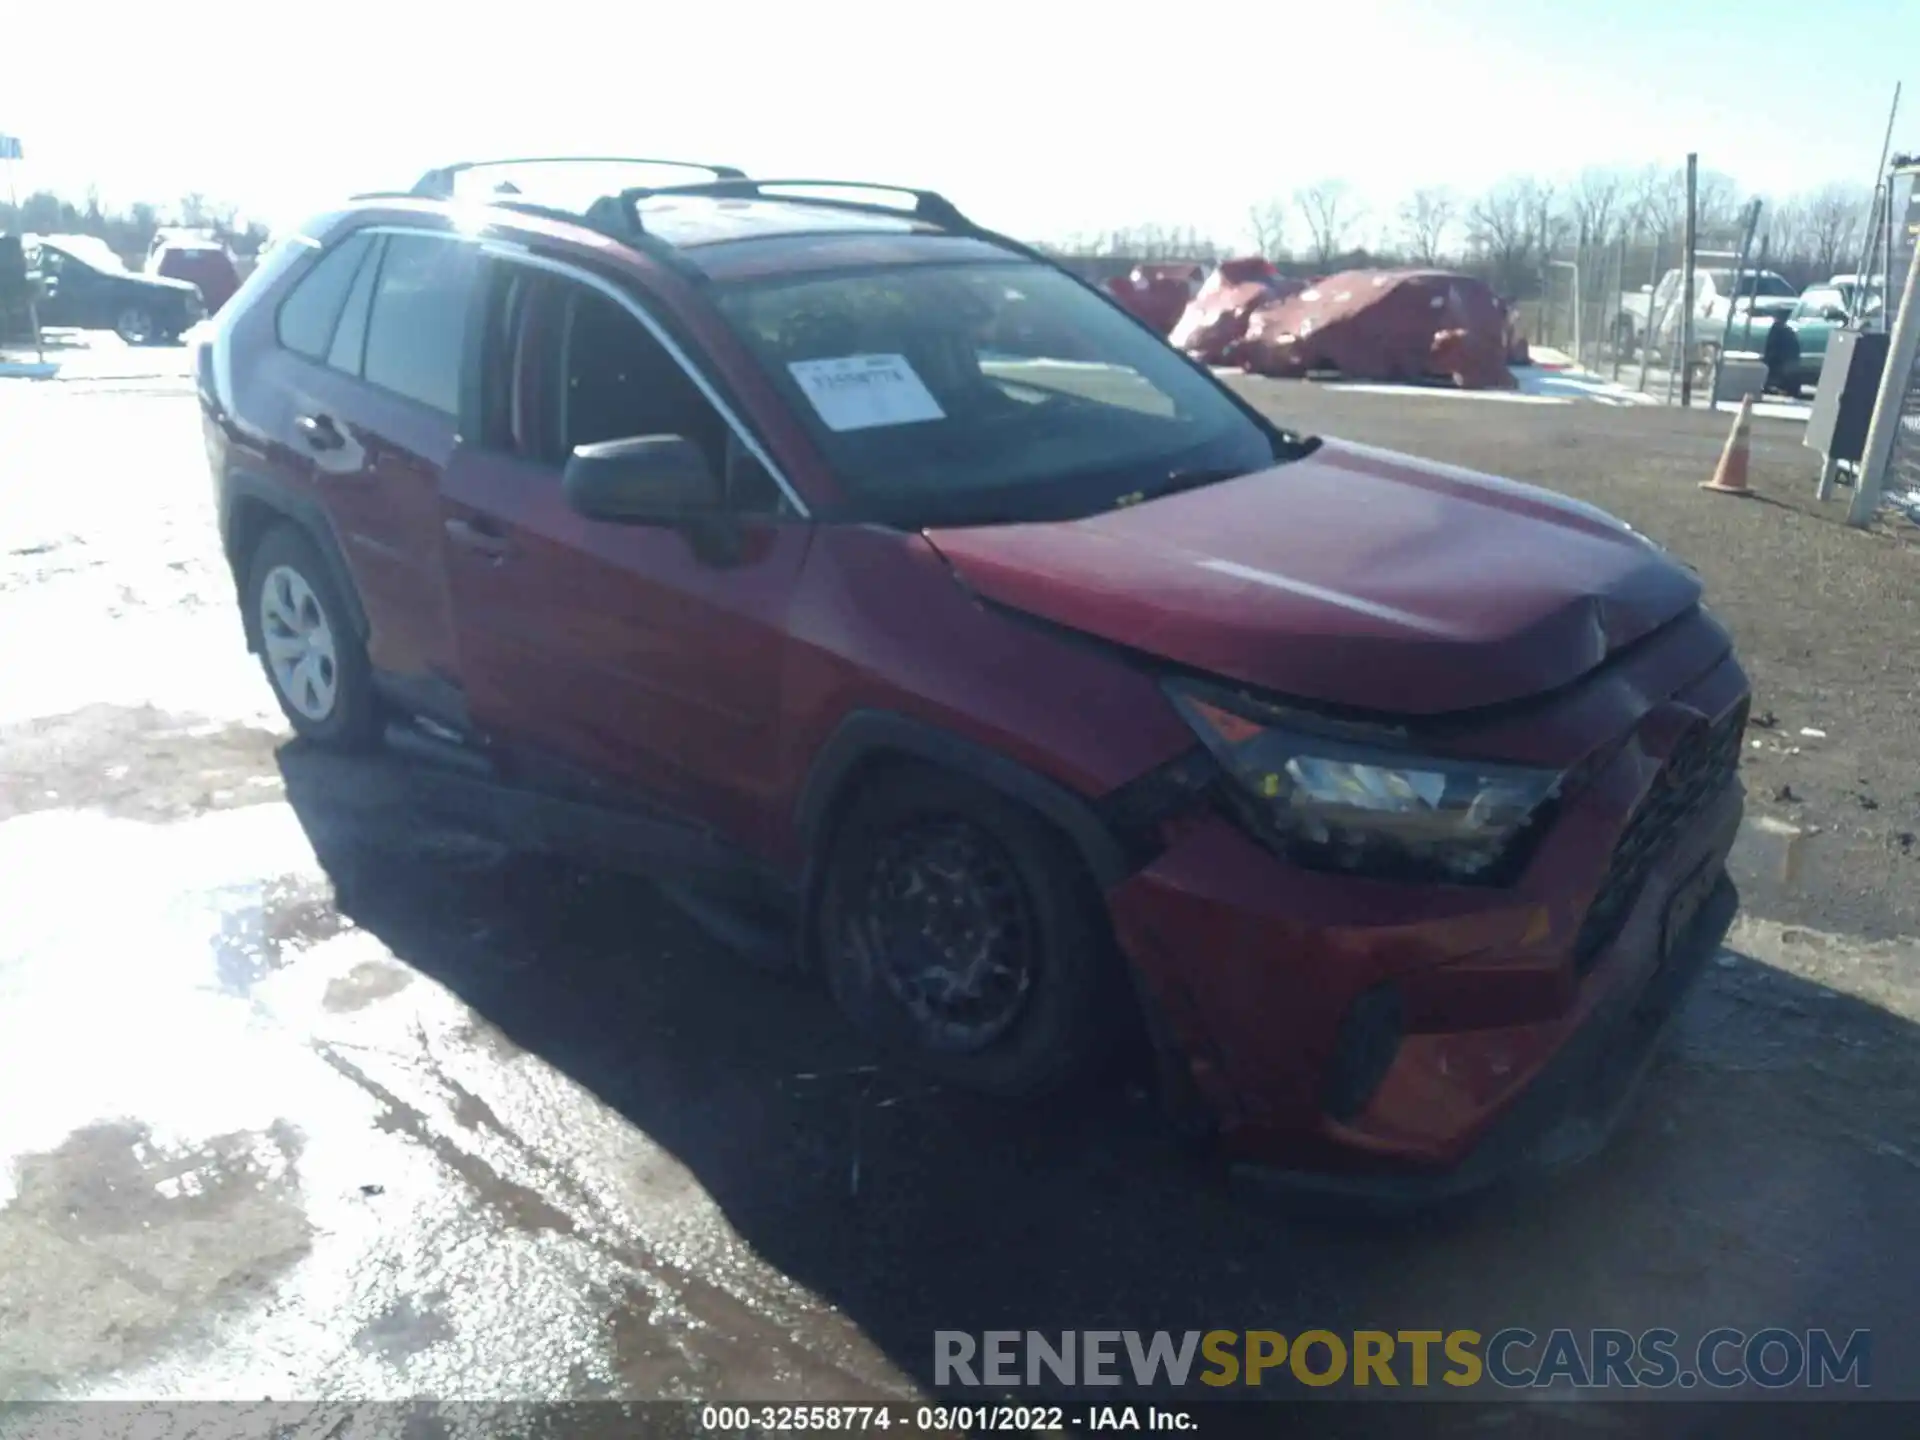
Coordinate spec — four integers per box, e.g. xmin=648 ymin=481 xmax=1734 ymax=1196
xmin=1 ymin=371 xmax=1917 ymax=1425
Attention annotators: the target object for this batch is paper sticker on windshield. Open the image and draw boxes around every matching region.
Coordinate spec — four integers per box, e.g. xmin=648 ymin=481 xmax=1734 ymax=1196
xmin=787 ymin=354 xmax=945 ymax=432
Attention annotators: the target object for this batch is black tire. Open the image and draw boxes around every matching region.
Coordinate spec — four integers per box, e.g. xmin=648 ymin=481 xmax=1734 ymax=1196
xmin=113 ymin=304 xmax=157 ymax=345
xmin=816 ymin=763 xmax=1126 ymax=1097
xmin=244 ymin=523 xmax=379 ymax=748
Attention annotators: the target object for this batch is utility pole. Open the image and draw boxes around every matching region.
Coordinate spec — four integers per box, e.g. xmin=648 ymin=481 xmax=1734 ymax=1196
xmin=1637 ymin=237 xmax=1662 ymax=395
xmin=1711 ymin=199 xmax=1763 ymax=406
xmin=1679 ymin=153 xmax=1699 ymax=408
xmin=1850 ymin=83 xmax=1902 ymax=290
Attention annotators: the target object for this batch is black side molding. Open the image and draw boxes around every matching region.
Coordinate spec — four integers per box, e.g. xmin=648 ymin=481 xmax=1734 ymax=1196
xmin=221 ymin=468 xmax=371 ymax=641
xmin=795 ymin=709 xmax=1131 ymax=891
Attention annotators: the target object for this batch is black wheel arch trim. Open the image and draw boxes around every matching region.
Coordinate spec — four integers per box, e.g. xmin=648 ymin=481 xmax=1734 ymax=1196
xmin=795 ymin=709 xmax=1132 ymax=893
xmin=221 ymin=468 xmax=371 ymax=642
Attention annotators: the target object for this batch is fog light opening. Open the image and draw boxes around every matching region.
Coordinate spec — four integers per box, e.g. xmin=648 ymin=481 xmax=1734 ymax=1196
xmin=1321 ymin=983 xmax=1405 ymax=1121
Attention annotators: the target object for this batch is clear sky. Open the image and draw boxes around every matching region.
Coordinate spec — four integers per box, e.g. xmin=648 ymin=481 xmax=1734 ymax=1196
xmin=3 ymin=0 xmax=1913 ymax=245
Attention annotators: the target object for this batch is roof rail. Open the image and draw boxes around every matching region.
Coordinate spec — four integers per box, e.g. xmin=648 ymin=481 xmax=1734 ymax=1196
xmin=407 ymin=156 xmax=747 ymax=201
xmin=612 ymin=178 xmax=972 ymax=234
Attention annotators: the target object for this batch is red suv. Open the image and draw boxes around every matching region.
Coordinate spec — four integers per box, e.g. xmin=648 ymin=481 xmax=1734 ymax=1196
xmin=197 ymin=158 xmax=1747 ymax=1200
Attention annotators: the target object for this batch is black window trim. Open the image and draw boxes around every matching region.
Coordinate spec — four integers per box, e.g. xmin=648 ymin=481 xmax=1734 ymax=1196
xmin=467 ymin=234 xmax=809 ymax=518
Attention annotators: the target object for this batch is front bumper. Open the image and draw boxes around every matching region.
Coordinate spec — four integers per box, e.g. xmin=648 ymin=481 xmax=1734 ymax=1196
xmin=1104 ymin=647 xmax=1748 ymax=1201
xmin=1240 ymin=870 xmax=1737 ymax=1210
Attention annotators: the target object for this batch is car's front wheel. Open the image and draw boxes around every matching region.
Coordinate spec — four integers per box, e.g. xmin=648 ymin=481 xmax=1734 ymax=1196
xmin=246 ymin=524 xmax=378 ymax=748
xmin=114 ymin=304 xmax=158 ymax=345
xmin=816 ymin=764 xmax=1126 ymax=1097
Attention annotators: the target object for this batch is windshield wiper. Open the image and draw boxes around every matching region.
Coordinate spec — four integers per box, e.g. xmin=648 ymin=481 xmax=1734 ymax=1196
xmin=1118 ymin=466 xmax=1252 ymax=508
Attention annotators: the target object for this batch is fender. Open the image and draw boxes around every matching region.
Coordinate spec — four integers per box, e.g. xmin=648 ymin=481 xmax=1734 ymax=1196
xmin=220 ymin=467 xmax=371 ymax=642
xmin=794 ymin=709 xmax=1131 ymax=892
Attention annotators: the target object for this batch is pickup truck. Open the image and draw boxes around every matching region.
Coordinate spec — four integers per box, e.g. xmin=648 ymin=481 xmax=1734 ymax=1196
xmin=1718 ymin=278 xmax=1885 ymax=395
xmin=1616 ymin=266 xmax=1798 ymax=352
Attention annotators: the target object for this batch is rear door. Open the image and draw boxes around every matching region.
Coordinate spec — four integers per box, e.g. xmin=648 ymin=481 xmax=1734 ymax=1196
xmin=307 ymin=229 xmax=479 ymax=720
xmin=437 ymin=259 xmax=810 ymax=851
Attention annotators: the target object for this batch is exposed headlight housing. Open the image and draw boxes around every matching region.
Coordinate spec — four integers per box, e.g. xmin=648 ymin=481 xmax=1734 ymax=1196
xmin=1165 ymin=678 xmax=1563 ymax=885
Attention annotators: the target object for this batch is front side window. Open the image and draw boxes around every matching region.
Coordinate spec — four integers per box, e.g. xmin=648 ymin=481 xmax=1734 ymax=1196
xmin=472 ymin=268 xmax=786 ymax=514
xmin=361 ymin=233 xmax=478 ymax=415
xmin=714 ymin=259 xmax=1285 ymax=525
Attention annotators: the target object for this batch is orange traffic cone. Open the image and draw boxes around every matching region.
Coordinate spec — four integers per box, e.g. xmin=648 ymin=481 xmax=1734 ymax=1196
xmin=1702 ymin=394 xmax=1754 ymax=496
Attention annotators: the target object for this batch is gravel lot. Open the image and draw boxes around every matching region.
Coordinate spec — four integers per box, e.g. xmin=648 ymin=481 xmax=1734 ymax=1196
xmin=1 ymin=365 xmax=1916 ymax=1423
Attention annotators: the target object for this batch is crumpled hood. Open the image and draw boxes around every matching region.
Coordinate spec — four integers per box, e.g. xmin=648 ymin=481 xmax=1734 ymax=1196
xmin=924 ymin=438 xmax=1702 ymax=716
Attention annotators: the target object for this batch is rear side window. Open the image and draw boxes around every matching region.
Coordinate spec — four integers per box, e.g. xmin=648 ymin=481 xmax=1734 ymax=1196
xmin=275 ymin=233 xmax=374 ymax=359
xmin=327 ymin=235 xmax=384 ymax=374
xmin=362 ymin=234 xmax=478 ymax=415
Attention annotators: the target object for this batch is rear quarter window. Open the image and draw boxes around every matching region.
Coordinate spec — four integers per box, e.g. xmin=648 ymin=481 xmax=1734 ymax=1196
xmin=275 ymin=233 xmax=376 ymax=360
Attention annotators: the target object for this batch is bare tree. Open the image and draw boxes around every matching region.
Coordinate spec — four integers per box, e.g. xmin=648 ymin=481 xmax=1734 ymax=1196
xmin=1568 ymin=167 xmax=1626 ymax=251
xmin=1802 ymin=182 xmax=1872 ymax=276
xmin=1063 ymin=224 xmax=1225 ymax=263
xmin=1294 ymin=180 xmax=1363 ymax=266
xmin=1628 ymin=163 xmax=1687 ymax=241
xmin=1692 ymin=169 xmax=1746 ymax=244
xmin=1397 ymin=187 xmax=1457 ymax=265
xmin=1526 ymin=179 xmax=1568 ymax=258
xmin=1246 ymin=200 xmax=1288 ymax=259
xmin=1466 ymin=177 xmax=1549 ymax=294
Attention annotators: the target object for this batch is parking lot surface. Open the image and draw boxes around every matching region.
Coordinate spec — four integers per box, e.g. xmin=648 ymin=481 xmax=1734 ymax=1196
xmin=2 ymin=370 xmax=1917 ymax=1413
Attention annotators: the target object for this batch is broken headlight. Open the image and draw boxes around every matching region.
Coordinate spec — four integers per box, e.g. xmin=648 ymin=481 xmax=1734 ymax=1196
xmin=1166 ymin=679 xmax=1563 ymax=884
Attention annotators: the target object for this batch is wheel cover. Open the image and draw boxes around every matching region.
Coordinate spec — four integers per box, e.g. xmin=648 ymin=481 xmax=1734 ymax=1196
xmin=259 ymin=564 xmax=339 ymax=722
xmin=846 ymin=817 xmax=1037 ymax=1053
xmin=116 ymin=307 xmax=153 ymax=343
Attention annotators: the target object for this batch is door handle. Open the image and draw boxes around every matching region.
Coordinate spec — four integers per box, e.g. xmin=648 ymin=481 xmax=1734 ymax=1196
xmin=295 ymin=413 xmax=345 ymax=451
xmin=444 ymin=516 xmax=514 ymax=561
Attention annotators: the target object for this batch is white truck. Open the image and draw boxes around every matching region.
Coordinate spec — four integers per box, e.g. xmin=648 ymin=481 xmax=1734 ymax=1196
xmin=1616 ymin=262 xmax=1799 ymax=354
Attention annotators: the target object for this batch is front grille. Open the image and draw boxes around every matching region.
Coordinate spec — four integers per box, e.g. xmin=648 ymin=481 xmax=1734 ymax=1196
xmin=1573 ymin=699 xmax=1747 ymax=969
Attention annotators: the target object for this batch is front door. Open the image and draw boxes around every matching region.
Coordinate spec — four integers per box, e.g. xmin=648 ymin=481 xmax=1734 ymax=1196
xmin=438 ymin=262 xmax=809 ymax=852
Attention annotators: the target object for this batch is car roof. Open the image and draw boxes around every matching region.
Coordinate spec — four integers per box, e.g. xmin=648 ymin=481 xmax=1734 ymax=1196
xmin=632 ymin=195 xmax=925 ymax=246
xmin=333 ymin=173 xmax=1032 ymax=286
xmin=332 ymin=160 xmax=1052 ymax=282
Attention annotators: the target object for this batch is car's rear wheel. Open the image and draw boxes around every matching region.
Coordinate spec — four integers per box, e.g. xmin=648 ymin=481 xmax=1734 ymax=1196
xmin=817 ymin=765 xmax=1125 ymax=1097
xmin=114 ymin=305 xmax=157 ymax=345
xmin=246 ymin=524 xmax=378 ymax=748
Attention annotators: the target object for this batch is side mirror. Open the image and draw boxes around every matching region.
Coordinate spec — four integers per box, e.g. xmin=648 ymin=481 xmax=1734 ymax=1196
xmin=562 ymin=434 xmax=722 ymax=523
xmin=1639 ymin=283 xmax=1654 ymax=294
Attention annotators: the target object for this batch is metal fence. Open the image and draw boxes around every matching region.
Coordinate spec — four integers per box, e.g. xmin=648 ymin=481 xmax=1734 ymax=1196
xmin=1890 ymin=356 xmax=1920 ymax=500
xmin=1885 ymin=169 xmax=1920 ymax=503
xmin=1851 ymin=164 xmax=1920 ymax=524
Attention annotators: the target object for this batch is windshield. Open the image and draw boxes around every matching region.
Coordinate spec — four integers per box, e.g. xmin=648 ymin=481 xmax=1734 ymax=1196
xmin=1708 ymin=270 xmax=1795 ymax=299
xmin=713 ymin=259 xmax=1293 ymax=525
